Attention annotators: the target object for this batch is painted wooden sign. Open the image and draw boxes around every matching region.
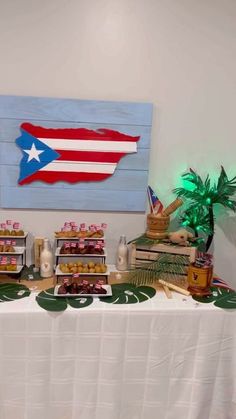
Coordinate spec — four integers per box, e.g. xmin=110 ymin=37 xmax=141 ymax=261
xmin=0 ymin=95 xmax=152 ymax=211
xmin=16 ymin=123 xmax=140 ymax=185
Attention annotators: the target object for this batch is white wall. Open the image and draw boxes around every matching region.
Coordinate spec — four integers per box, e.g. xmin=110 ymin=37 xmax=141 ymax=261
xmin=1 ymin=0 xmax=236 ymax=285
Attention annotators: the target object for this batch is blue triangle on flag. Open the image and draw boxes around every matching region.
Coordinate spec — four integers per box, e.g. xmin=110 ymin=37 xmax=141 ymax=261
xmin=16 ymin=129 xmax=60 ymax=183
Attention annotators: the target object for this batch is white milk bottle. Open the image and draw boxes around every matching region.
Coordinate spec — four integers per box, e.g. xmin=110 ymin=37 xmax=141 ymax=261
xmin=116 ymin=235 xmax=128 ymax=271
xmin=40 ymin=238 xmax=54 ymax=278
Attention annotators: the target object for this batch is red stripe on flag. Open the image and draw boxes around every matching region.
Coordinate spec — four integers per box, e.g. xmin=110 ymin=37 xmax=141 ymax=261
xmin=55 ymin=150 xmax=126 ymax=163
xmin=21 ymin=123 xmax=140 ymax=143
xmin=19 ymin=171 xmax=112 ymax=185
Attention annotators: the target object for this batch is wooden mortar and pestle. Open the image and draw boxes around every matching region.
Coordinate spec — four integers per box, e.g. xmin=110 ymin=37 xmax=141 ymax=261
xmin=146 ymin=198 xmax=183 ymax=239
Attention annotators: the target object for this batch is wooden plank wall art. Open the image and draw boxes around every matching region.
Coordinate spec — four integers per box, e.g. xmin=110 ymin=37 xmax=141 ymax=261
xmin=0 ymin=95 xmax=153 ymax=211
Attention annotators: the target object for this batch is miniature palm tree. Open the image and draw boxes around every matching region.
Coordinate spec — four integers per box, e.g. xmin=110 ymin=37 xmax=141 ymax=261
xmin=173 ymin=166 xmax=236 ymax=251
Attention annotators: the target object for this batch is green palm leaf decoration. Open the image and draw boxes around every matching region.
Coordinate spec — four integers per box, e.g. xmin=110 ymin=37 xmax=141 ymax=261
xmin=128 ymin=253 xmax=189 ymax=286
xmin=193 ymin=286 xmax=233 ymax=304
xmin=215 ymin=166 xmax=236 ymax=210
xmin=214 ymin=292 xmax=236 ymax=309
xmin=36 ymin=288 xmax=93 ymax=312
xmin=174 ymin=166 xmax=236 ymax=251
xmin=99 ymin=283 xmax=156 ymax=304
xmin=193 ymin=286 xmax=236 ymax=309
xmin=36 ymin=288 xmax=68 ymax=312
xmin=128 ymin=234 xmax=162 ymax=246
xmin=0 ymin=283 xmax=30 ymax=302
xmin=180 ymin=206 xmax=213 ymax=237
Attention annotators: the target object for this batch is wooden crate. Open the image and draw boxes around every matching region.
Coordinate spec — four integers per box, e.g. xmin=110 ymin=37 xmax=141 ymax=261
xmin=130 ymin=242 xmax=197 ymax=265
xmin=130 ymin=242 xmax=197 ymax=288
xmin=130 ymin=242 xmax=197 ymax=268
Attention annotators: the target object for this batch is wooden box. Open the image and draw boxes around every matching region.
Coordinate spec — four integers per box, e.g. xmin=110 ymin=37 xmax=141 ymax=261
xmin=130 ymin=242 xmax=197 ymax=288
xmin=130 ymin=242 xmax=197 ymax=267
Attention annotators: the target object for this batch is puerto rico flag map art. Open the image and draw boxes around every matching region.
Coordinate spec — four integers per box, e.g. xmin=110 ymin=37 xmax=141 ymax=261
xmin=16 ymin=123 xmax=140 ymax=185
xmin=0 ymin=95 xmax=152 ymax=211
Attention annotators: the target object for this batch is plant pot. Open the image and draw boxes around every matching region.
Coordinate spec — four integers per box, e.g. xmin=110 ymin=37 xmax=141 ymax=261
xmin=146 ymin=213 xmax=170 ymax=239
xmin=187 ymin=264 xmax=213 ymax=296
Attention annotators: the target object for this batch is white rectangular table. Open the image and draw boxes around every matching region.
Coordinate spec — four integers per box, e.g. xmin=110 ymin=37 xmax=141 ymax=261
xmin=0 ymin=289 xmax=235 ymax=419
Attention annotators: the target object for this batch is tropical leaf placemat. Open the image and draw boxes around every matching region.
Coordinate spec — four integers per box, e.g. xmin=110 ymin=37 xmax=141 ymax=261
xmin=193 ymin=286 xmax=236 ymax=309
xmin=99 ymin=283 xmax=156 ymax=304
xmin=0 ymin=283 xmax=30 ymax=302
xmin=20 ymin=264 xmax=42 ymax=280
xmin=35 ymin=283 xmax=156 ymax=311
xmin=36 ymin=288 xmax=93 ymax=312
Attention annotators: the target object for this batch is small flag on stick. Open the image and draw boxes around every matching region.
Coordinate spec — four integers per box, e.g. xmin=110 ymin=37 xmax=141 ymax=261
xmin=147 ymin=186 xmax=163 ymax=214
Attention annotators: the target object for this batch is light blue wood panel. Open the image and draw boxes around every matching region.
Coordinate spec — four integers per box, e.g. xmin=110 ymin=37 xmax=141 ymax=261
xmin=0 ymin=143 xmax=150 ymax=169
xmin=0 ymin=144 xmax=22 ymax=165
xmin=0 ymin=119 xmax=151 ymax=148
xmin=0 ymin=95 xmax=152 ymax=125
xmin=1 ymin=186 xmax=146 ymax=211
xmin=0 ymin=166 xmax=148 ymax=191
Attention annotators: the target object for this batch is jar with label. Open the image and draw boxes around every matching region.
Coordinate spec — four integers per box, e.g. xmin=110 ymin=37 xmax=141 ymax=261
xmin=116 ymin=235 xmax=128 ymax=271
xmin=40 ymin=238 xmax=54 ymax=278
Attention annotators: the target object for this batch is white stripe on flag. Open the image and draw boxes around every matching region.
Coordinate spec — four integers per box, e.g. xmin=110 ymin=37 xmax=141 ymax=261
xmin=40 ymin=161 xmax=117 ymax=174
xmin=39 ymin=138 xmax=137 ymax=153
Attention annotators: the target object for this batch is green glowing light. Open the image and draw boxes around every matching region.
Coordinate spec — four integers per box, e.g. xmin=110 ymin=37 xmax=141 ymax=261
xmin=182 ymin=179 xmax=196 ymax=191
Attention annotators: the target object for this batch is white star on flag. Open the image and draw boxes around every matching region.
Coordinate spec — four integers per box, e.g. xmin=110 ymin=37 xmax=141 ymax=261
xmin=23 ymin=143 xmax=44 ymax=162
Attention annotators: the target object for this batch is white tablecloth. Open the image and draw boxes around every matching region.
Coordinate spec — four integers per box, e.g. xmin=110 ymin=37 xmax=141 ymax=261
xmin=0 ymin=290 xmax=235 ymax=419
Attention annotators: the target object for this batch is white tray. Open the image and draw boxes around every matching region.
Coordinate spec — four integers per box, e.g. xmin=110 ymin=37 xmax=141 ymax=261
xmin=0 ymin=247 xmax=25 ymax=255
xmin=0 ymin=232 xmax=28 ymax=239
xmin=54 ymin=284 xmax=112 ymax=297
xmin=55 ymin=265 xmax=109 ymax=276
xmin=55 ymin=247 xmax=106 ymax=257
xmin=0 ymin=265 xmax=23 ymax=274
